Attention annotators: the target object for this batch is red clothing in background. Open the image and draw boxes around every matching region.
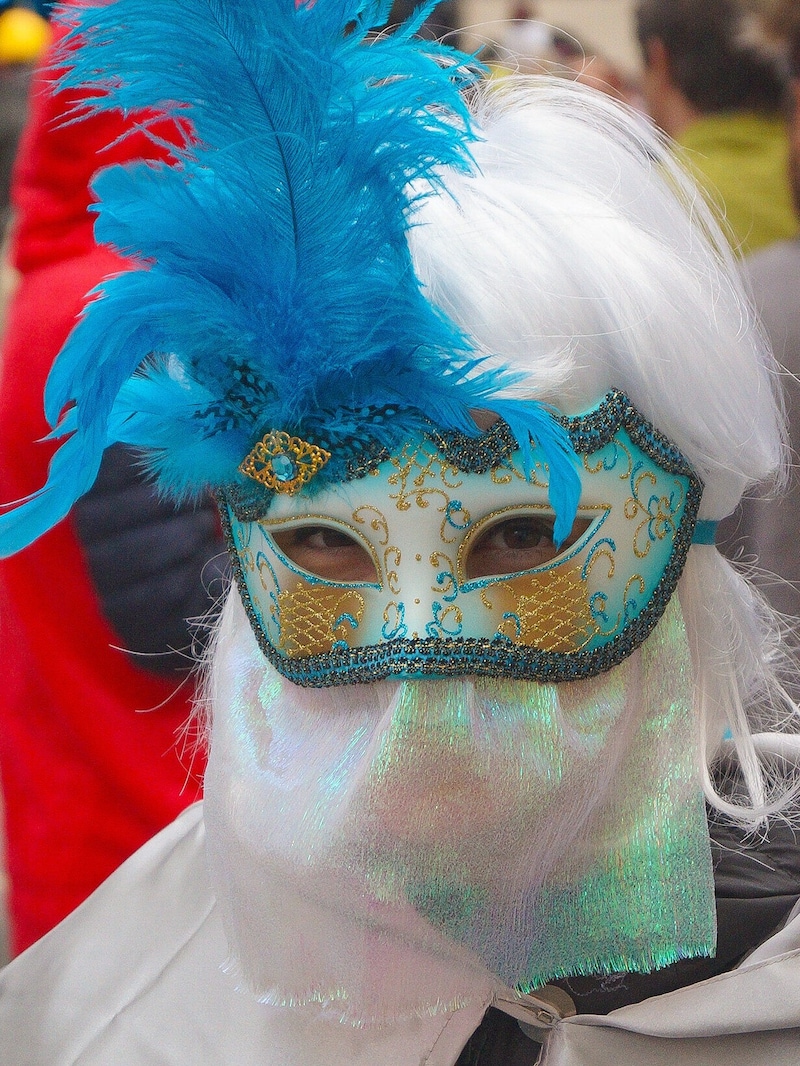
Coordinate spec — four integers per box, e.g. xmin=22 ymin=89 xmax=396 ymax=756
xmin=0 ymin=38 xmax=205 ymax=954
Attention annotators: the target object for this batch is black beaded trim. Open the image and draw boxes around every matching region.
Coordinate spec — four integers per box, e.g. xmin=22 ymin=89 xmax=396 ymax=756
xmin=225 ymin=389 xmax=694 ymax=522
xmin=218 ymin=390 xmax=704 ymax=687
xmin=559 ymin=389 xmax=697 ymax=480
xmin=343 ymin=444 xmax=392 ymax=482
xmin=223 ymin=481 xmax=276 ymax=523
xmin=339 ymin=418 xmax=521 ymax=482
xmin=426 ymin=418 xmax=519 ymax=474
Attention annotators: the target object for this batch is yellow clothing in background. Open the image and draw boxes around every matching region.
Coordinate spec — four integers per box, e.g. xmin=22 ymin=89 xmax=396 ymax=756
xmin=678 ymin=112 xmax=798 ymax=256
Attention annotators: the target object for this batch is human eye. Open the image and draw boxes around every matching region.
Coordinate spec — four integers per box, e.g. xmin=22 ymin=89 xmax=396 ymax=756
xmin=463 ymin=513 xmax=591 ymax=580
xmin=269 ymin=523 xmax=378 ymax=583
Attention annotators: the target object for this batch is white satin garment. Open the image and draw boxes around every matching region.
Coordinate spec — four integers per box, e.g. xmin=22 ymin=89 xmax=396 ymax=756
xmin=2 ymin=802 xmax=800 ymax=1066
xmin=0 ymin=804 xmax=487 ymax=1066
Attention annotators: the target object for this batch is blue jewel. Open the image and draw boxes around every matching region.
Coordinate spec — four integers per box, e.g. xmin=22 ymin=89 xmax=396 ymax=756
xmin=271 ymin=453 xmax=296 ymax=482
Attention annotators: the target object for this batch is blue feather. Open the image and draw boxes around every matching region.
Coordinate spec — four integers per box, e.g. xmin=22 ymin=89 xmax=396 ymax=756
xmin=489 ymin=400 xmax=581 ymax=547
xmin=0 ymin=433 xmax=104 ymax=555
xmin=0 ymin=0 xmax=580 ymax=555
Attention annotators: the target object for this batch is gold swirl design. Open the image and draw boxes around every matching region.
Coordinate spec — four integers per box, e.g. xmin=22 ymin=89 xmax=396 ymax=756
xmin=387 ymin=439 xmax=463 ymax=513
xmin=382 ymin=601 xmax=407 ymax=639
xmin=352 ymin=504 xmax=389 ymax=546
xmin=490 ymin=455 xmax=550 ymax=489
xmin=429 ymin=551 xmax=457 ymax=598
xmin=624 ymin=469 xmax=657 ymax=521
xmin=584 ymin=439 xmax=633 ymax=481
xmin=583 ymin=540 xmax=615 ymax=581
xmin=625 ymin=473 xmax=685 ymax=560
xmin=384 ymin=545 xmax=402 ymax=595
xmin=440 ymin=502 xmax=471 ymax=544
xmin=624 ymin=574 xmax=646 ymax=605
xmin=490 ymin=466 xmax=514 ymax=486
xmin=255 ymin=552 xmax=276 ymax=592
xmin=434 ymin=602 xmax=463 ymax=635
xmin=238 ymin=546 xmax=256 ymax=574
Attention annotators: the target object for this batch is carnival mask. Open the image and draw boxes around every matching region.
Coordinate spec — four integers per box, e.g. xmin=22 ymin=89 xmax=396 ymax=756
xmin=221 ymin=390 xmax=705 ymax=687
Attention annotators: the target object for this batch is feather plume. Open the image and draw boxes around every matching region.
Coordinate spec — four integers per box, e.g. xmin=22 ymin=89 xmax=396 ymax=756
xmin=0 ymin=0 xmax=579 ymax=553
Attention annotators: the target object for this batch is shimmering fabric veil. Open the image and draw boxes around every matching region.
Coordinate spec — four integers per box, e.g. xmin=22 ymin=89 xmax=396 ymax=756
xmin=204 ymin=590 xmax=714 ymax=1025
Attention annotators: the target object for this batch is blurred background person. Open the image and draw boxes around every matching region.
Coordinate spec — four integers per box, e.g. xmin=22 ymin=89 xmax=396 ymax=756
xmin=636 ymin=0 xmax=797 ymax=255
xmin=472 ymin=4 xmax=643 ymax=107
xmin=720 ymin=0 xmax=800 ymax=616
xmin=0 ymin=12 xmax=224 ymax=956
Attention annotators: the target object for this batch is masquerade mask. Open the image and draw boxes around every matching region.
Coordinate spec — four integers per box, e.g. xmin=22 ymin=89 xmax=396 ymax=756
xmin=221 ymin=390 xmax=704 ymax=688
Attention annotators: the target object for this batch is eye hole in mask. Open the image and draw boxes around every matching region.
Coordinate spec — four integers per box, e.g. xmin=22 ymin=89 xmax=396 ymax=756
xmin=462 ymin=511 xmax=594 ymax=580
xmin=270 ymin=521 xmax=380 ymax=584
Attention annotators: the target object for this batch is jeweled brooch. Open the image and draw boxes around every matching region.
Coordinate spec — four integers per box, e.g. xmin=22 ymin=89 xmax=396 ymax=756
xmin=239 ymin=430 xmax=331 ymax=495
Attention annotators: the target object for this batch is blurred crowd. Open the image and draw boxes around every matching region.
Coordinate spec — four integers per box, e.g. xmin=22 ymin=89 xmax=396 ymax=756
xmin=1 ymin=0 xmax=800 ymax=965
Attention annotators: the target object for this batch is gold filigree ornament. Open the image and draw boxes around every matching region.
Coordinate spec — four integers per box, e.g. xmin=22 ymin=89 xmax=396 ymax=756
xmin=239 ymin=430 xmax=331 ymax=495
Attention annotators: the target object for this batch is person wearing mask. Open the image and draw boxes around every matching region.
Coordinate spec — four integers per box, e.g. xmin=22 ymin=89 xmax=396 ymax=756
xmin=0 ymin=3 xmax=799 ymax=1063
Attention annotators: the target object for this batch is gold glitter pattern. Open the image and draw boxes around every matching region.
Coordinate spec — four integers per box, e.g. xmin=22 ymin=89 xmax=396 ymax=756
xmin=387 ymin=437 xmax=464 ymax=514
xmin=626 ymin=466 xmax=685 ymax=560
xmin=277 ymin=581 xmax=365 ymax=657
xmin=483 ymin=563 xmax=596 ymax=652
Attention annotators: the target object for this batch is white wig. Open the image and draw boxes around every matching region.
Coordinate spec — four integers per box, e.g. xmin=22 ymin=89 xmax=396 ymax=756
xmin=408 ymin=76 xmax=798 ymax=825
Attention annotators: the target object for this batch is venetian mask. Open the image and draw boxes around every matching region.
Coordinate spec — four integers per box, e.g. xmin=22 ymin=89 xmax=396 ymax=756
xmin=220 ymin=390 xmax=704 ymax=688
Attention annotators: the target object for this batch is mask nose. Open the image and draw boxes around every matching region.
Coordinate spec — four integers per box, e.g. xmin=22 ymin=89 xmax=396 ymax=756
xmin=394 ymin=553 xmax=460 ymax=640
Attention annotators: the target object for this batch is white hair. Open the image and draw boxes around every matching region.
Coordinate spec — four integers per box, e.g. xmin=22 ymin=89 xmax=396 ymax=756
xmin=408 ymin=76 xmax=799 ymax=826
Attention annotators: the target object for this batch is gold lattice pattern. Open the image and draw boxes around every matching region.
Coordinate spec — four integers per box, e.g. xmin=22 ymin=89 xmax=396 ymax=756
xmin=239 ymin=430 xmax=331 ymax=495
xmin=277 ymin=583 xmax=365 ymax=657
xmin=491 ymin=564 xmax=596 ymax=653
